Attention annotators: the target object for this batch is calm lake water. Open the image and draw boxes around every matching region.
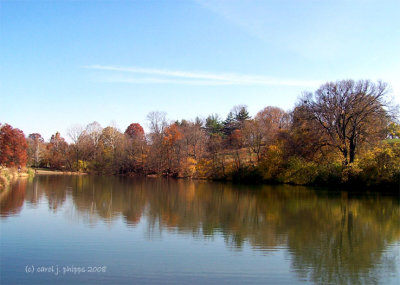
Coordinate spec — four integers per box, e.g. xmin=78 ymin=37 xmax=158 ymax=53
xmin=1 ymin=175 xmax=399 ymax=284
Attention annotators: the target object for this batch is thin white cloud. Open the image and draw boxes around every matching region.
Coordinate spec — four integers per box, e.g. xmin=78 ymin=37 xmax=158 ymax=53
xmin=105 ymin=76 xmax=236 ymax=86
xmin=84 ymin=65 xmax=320 ymax=87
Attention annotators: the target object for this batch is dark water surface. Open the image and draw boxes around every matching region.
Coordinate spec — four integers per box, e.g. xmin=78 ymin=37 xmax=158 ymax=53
xmin=1 ymin=175 xmax=399 ymax=284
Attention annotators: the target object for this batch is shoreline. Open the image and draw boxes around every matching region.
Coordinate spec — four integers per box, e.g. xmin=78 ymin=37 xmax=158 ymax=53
xmin=34 ymin=169 xmax=88 ymax=175
xmin=2 ymin=167 xmax=398 ymax=194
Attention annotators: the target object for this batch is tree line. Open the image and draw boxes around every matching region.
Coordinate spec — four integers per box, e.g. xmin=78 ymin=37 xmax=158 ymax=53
xmin=1 ymin=79 xmax=399 ymax=187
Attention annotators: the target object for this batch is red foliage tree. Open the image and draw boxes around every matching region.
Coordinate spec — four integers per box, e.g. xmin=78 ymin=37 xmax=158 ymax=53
xmin=44 ymin=132 xmax=69 ymax=169
xmin=125 ymin=123 xmax=145 ymax=140
xmin=0 ymin=124 xmax=28 ymax=167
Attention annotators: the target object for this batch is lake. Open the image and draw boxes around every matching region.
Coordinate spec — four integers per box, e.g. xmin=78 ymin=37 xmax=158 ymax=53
xmin=1 ymin=175 xmax=399 ymax=284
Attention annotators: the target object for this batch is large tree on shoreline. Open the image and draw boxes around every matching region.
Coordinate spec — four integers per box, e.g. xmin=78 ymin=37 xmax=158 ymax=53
xmin=300 ymin=80 xmax=391 ymax=164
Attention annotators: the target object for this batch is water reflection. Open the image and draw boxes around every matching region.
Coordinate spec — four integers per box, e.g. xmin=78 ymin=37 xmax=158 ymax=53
xmin=1 ymin=175 xmax=399 ymax=284
xmin=0 ymin=179 xmax=26 ymax=217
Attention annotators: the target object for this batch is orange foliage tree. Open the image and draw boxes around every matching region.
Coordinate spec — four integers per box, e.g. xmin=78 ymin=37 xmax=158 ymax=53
xmin=163 ymin=124 xmax=183 ymax=174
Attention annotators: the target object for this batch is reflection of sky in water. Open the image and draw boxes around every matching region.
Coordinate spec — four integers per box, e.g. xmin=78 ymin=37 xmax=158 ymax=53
xmin=1 ymin=176 xmax=399 ymax=284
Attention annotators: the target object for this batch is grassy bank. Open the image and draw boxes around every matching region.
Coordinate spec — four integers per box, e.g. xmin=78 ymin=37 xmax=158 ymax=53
xmin=0 ymin=167 xmax=34 ymax=190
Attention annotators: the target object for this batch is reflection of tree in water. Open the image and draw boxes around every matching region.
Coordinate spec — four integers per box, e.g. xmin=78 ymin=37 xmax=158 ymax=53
xmin=281 ymin=193 xmax=400 ymax=284
xmin=68 ymin=176 xmax=147 ymax=225
xmin=23 ymin=176 xmax=67 ymax=212
xmin=14 ymin=176 xmax=400 ymax=283
xmin=0 ymin=179 xmax=26 ymax=217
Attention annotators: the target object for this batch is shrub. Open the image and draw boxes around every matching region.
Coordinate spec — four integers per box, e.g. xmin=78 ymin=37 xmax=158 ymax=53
xmin=314 ymin=162 xmax=342 ymax=185
xmin=180 ymin=157 xmax=197 ymax=178
xmin=358 ymin=142 xmax=400 ymax=187
xmin=258 ymin=145 xmax=285 ymax=181
xmin=280 ymin=156 xmax=319 ymax=185
xmin=341 ymin=163 xmax=363 ymax=184
xmin=194 ymin=158 xmax=214 ymax=179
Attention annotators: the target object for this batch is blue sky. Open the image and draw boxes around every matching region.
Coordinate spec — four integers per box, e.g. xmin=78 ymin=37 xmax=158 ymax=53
xmin=1 ymin=0 xmax=399 ymax=141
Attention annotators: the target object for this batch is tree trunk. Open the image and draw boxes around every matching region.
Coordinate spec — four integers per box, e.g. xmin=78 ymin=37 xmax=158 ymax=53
xmin=342 ymin=148 xmax=348 ymax=165
xmin=349 ymin=141 xmax=356 ymax=163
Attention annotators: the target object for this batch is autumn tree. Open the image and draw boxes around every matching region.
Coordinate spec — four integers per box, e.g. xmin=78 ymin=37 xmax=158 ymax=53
xmin=179 ymin=118 xmax=206 ymax=159
xmin=146 ymin=112 xmax=168 ymax=173
xmin=85 ymin=121 xmax=103 ymax=160
xmin=300 ymin=80 xmax=391 ymax=164
xmin=207 ymin=132 xmax=226 ymax=177
xmin=230 ymin=129 xmax=244 ymax=171
xmin=163 ymin=123 xmax=184 ymax=174
xmin=96 ymin=125 xmax=124 ymax=173
xmin=101 ymin=125 xmax=121 ymax=154
xmin=125 ymin=123 xmax=145 ymax=140
xmin=67 ymin=124 xmax=88 ymax=170
xmin=0 ymin=124 xmax=28 ymax=167
xmin=147 ymin=111 xmax=167 ymax=137
xmin=255 ymin=106 xmax=289 ymax=135
xmin=242 ymin=119 xmax=264 ymax=163
xmin=44 ymin=132 xmax=69 ymax=169
xmin=124 ymin=123 xmax=147 ymax=172
xmin=241 ymin=106 xmax=288 ymax=163
xmin=27 ymin=133 xmax=44 ymax=167
xmin=172 ymin=118 xmax=206 ymax=177
xmin=284 ymin=105 xmax=331 ymax=161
